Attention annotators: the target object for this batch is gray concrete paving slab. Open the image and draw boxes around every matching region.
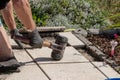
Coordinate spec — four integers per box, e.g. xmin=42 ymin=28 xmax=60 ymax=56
xmin=0 ymin=74 xmax=8 ymax=80
xmin=6 ymin=65 xmax=49 ymax=80
xmin=9 ymin=36 xmax=31 ymax=49
xmin=40 ymin=63 xmax=107 ymax=80
xmin=9 ymin=37 xmax=17 ymax=45
xmin=92 ymin=62 xmax=120 ymax=78
xmin=27 ymin=47 xmax=89 ymax=64
xmin=59 ymin=32 xmax=85 ymax=47
xmin=13 ymin=50 xmax=34 ymax=65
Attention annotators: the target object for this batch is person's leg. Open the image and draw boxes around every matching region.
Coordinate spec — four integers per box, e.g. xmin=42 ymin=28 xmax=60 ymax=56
xmin=0 ymin=23 xmax=20 ymax=72
xmin=12 ymin=0 xmax=35 ymax=31
xmin=1 ymin=0 xmax=35 ymax=31
xmin=1 ymin=0 xmax=68 ymax=54
xmin=0 ymin=19 xmax=13 ymax=61
xmin=1 ymin=0 xmax=43 ymax=48
xmin=11 ymin=0 xmax=43 ymax=48
xmin=1 ymin=0 xmax=35 ymax=30
xmin=1 ymin=1 xmax=24 ymax=49
xmin=1 ymin=0 xmax=16 ymax=31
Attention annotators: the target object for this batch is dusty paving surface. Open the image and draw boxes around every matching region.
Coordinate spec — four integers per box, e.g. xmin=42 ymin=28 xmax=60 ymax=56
xmin=0 ymin=32 xmax=120 ymax=80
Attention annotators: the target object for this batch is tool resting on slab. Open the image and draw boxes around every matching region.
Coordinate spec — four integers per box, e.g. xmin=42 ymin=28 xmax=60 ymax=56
xmin=10 ymin=29 xmax=68 ymax=60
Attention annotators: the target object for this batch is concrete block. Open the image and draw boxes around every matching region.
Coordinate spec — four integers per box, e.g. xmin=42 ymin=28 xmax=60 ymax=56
xmin=6 ymin=65 xmax=49 ymax=80
xmin=9 ymin=36 xmax=30 ymax=49
xmin=74 ymin=33 xmax=92 ymax=46
xmin=86 ymin=45 xmax=105 ymax=61
xmin=13 ymin=50 xmax=34 ymax=65
xmin=92 ymin=62 xmax=120 ymax=78
xmin=27 ymin=47 xmax=89 ymax=64
xmin=40 ymin=63 xmax=106 ymax=80
xmin=73 ymin=28 xmax=88 ymax=37
xmin=9 ymin=37 xmax=17 ymax=45
xmin=59 ymin=32 xmax=85 ymax=47
xmin=0 ymin=75 xmax=8 ymax=80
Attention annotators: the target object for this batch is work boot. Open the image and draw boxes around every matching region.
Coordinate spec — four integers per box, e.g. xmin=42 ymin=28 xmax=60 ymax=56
xmin=0 ymin=56 xmax=20 ymax=73
xmin=28 ymin=29 xmax=43 ymax=48
xmin=51 ymin=35 xmax=68 ymax=60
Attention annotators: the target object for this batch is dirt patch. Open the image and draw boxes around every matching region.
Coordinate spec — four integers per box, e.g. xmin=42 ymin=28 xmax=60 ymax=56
xmin=86 ymin=34 xmax=120 ymax=73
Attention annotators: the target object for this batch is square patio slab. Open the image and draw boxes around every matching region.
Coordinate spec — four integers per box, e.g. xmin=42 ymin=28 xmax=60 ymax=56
xmin=0 ymin=74 xmax=8 ymax=80
xmin=9 ymin=37 xmax=32 ymax=49
xmin=59 ymin=32 xmax=85 ymax=47
xmin=92 ymin=62 xmax=120 ymax=78
xmin=9 ymin=37 xmax=17 ymax=45
xmin=13 ymin=50 xmax=34 ymax=65
xmin=6 ymin=65 xmax=49 ymax=80
xmin=40 ymin=63 xmax=106 ymax=80
xmin=27 ymin=47 xmax=89 ymax=64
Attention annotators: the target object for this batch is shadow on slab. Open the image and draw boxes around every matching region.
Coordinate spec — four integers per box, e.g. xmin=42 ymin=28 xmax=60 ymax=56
xmin=20 ymin=57 xmax=53 ymax=66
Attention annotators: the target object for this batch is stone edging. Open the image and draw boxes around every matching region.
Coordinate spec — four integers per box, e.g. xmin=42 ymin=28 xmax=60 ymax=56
xmin=73 ymin=33 xmax=106 ymax=61
xmin=73 ymin=28 xmax=120 ymax=74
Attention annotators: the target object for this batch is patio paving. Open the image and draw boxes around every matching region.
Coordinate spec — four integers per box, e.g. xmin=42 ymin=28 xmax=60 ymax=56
xmin=27 ymin=47 xmax=89 ymax=64
xmin=0 ymin=33 xmax=120 ymax=80
xmin=6 ymin=65 xmax=49 ymax=80
xmin=40 ymin=63 xmax=106 ymax=80
xmin=59 ymin=32 xmax=85 ymax=47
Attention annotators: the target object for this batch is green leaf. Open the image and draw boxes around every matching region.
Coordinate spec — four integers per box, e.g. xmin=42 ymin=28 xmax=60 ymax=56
xmin=108 ymin=13 xmax=120 ymax=19
xmin=105 ymin=22 xmax=120 ymax=30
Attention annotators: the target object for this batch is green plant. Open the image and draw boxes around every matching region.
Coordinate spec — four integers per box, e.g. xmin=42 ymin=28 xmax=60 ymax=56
xmin=30 ymin=0 xmax=109 ymax=29
xmin=94 ymin=0 xmax=120 ymax=30
xmin=30 ymin=0 xmax=50 ymax=26
xmin=104 ymin=13 xmax=120 ymax=30
xmin=1 ymin=0 xmax=110 ymax=30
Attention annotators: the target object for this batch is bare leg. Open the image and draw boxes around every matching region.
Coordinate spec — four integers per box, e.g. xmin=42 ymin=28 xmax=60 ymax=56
xmin=1 ymin=0 xmax=43 ymax=48
xmin=1 ymin=1 xmax=16 ymax=31
xmin=1 ymin=0 xmax=35 ymax=31
xmin=12 ymin=0 xmax=35 ymax=31
xmin=0 ymin=24 xmax=13 ymax=61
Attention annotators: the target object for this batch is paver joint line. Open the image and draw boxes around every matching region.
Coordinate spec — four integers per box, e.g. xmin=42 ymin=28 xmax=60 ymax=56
xmin=21 ymin=48 xmax=51 ymax=80
xmin=37 ymin=61 xmax=90 ymax=65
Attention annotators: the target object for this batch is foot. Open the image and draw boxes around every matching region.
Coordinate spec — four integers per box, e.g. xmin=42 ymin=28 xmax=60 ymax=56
xmin=28 ymin=29 xmax=43 ymax=48
xmin=0 ymin=57 xmax=20 ymax=73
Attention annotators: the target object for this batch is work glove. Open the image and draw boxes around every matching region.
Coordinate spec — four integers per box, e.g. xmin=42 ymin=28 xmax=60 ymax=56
xmin=10 ymin=28 xmax=43 ymax=48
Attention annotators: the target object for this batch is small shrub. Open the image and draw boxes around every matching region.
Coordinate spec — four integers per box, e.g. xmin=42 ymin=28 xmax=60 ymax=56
xmin=30 ymin=0 xmax=109 ymax=29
